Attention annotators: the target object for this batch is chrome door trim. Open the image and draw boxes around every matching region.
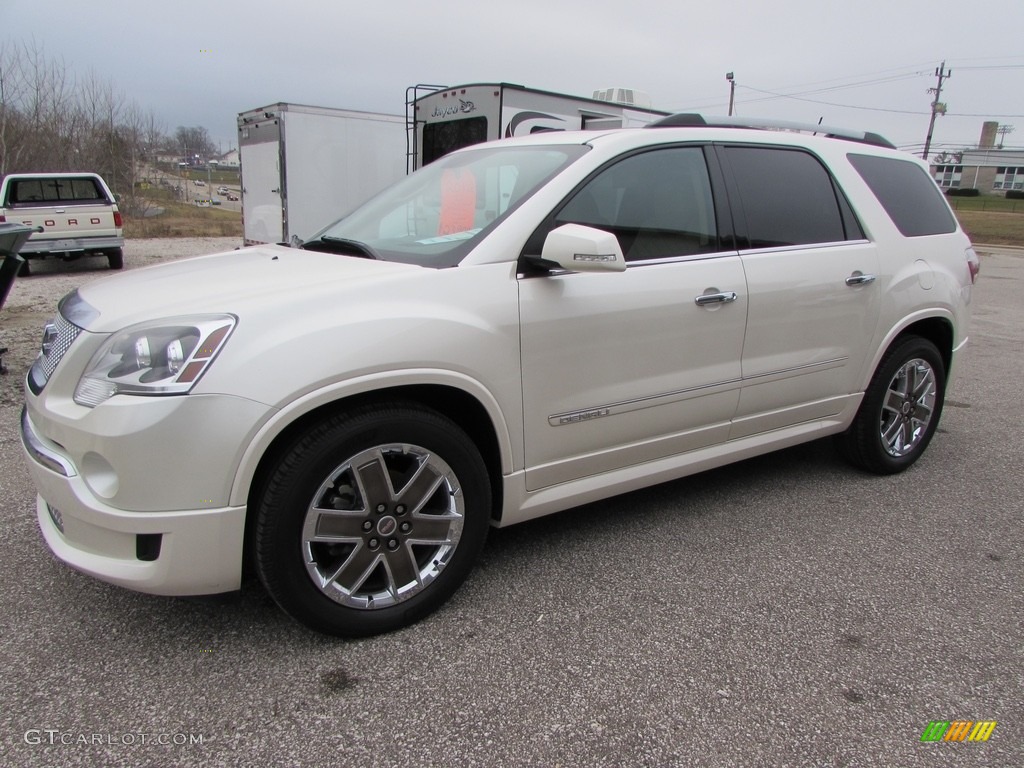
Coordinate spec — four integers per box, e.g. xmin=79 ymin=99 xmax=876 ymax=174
xmin=547 ymin=357 xmax=848 ymax=426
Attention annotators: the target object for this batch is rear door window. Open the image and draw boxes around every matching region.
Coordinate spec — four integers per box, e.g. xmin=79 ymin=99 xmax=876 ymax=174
xmin=721 ymin=146 xmax=860 ymax=248
xmin=848 ymin=153 xmax=957 ymax=237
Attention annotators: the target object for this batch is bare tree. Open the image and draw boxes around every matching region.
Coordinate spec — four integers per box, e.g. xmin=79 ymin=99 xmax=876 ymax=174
xmin=174 ymin=125 xmax=216 ymax=163
xmin=0 ymin=38 xmax=173 ymax=211
xmin=0 ymin=42 xmax=27 ymax=175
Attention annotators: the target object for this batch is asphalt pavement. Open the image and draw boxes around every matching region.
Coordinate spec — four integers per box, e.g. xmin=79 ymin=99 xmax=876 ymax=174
xmin=0 ymin=247 xmax=1020 ymax=767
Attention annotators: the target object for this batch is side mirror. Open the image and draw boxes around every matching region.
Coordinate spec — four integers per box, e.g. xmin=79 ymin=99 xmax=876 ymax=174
xmin=539 ymin=223 xmax=626 ymax=273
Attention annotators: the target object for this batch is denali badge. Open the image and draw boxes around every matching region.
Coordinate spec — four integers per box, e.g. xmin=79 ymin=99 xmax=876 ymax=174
xmin=556 ymin=408 xmax=611 ymax=425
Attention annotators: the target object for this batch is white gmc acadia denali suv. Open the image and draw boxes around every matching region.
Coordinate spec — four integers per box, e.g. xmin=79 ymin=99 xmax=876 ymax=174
xmin=20 ymin=117 xmax=979 ymax=636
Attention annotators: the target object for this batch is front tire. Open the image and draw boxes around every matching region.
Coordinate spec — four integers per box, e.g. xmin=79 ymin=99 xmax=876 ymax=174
xmin=836 ymin=336 xmax=946 ymax=475
xmin=254 ymin=404 xmax=491 ymax=637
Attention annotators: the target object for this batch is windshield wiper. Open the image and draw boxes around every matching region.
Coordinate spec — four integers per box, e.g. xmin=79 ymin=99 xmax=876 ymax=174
xmin=303 ymin=236 xmax=380 ymax=260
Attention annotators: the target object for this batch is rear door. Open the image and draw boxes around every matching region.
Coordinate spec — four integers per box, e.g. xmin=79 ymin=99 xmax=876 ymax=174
xmin=417 ymin=85 xmax=500 ymax=167
xmin=519 ymin=145 xmax=747 ymax=490
xmin=240 ymin=139 xmax=283 ymax=245
xmin=717 ymin=144 xmax=881 ymax=438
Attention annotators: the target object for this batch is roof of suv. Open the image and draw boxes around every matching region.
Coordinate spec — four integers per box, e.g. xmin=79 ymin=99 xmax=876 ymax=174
xmin=645 ymin=114 xmax=895 ymax=149
xmin=487 ymin=122 xmax=905 ymax=163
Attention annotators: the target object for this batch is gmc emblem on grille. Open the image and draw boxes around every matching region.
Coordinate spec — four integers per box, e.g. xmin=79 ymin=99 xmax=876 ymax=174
xmin=40 ymin=323 xmax=58 ymax=357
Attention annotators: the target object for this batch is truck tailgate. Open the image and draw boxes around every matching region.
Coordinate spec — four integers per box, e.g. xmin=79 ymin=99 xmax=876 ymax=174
xmin=12 ymin=202 xmax=120 ymax=248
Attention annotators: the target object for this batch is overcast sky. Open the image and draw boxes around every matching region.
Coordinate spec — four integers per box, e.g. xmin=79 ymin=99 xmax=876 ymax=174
xmin=3 ymin=0 xmax=1023 ymax=157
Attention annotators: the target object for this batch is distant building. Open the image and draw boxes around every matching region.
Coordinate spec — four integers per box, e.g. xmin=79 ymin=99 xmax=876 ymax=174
xmin=153 ymin=149 xmax=181 ymax=165
xmin=932 ymin=121 xmax=1023 ymax=193
xmin=217 ymin=149 xmax=240 ymax=168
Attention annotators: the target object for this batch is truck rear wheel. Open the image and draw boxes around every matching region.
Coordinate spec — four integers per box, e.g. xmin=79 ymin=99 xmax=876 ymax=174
xmin=107 ymin=248 xmax=124 ymax=270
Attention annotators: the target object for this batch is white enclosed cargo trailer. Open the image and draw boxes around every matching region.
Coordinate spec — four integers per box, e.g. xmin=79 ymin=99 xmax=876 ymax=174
xmin=237 ymin=103 xmax=407 ymax=245
xmin=407 ymin=83 xmax=670 ymax=170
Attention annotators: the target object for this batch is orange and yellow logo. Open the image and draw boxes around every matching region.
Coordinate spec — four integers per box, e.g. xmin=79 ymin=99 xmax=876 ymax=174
xmin=921 ymin=720 xmax=997 ymax=742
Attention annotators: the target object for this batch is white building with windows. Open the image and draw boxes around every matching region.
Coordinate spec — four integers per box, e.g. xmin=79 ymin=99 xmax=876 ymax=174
xmin=216 ymin=149 xmax=240 ymax=168
xmin=931 ymin=121 xmax=1023 ymax=193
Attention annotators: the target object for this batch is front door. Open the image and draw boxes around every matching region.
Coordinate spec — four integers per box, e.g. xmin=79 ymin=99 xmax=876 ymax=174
xmin=519 ymin=145 xmax=748 ymax=491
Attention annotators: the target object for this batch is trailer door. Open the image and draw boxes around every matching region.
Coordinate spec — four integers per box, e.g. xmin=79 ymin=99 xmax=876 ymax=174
xmin=240 ymin=140 xmax=283 ymax=245
xmin=415 ymin=85 xmax=501 ymax=168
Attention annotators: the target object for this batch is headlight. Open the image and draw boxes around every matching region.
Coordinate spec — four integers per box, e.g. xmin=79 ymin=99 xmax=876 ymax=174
xmin=74 ymin=315 xmax=236 ymax=407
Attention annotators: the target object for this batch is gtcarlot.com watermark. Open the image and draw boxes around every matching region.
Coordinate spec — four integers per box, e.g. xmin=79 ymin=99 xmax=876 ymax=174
xmin=25 ymin=729 xmax=204 ymax=747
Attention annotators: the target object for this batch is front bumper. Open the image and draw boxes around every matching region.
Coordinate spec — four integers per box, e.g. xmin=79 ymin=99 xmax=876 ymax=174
xmin=20 ymin=400 xmax=258 ymax=596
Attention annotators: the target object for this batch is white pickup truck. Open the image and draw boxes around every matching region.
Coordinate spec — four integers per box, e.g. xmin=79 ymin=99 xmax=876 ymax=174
xmin=0 ymin=172 xmax=124 ymax=275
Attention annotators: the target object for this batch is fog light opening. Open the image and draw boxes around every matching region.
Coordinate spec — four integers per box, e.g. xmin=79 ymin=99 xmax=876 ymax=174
xmin=136 ymin=533 xmax=163 ymax=562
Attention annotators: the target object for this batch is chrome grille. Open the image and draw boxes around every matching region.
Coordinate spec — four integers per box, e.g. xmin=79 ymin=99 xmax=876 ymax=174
xmin=28 ymin=310 xmax=84 ymax=395
xmin=27 ymin=291 xmax=98 ymax=396
xmin=38 ymin=312 xmax=83 ymax=380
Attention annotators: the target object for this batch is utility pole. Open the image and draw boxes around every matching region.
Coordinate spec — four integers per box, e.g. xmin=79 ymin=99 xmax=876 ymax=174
xmin=726 ymin=72 xmax=736 ymax=116
xmin=922 ymin=61 xmax=951 ymax=161
xmin=997 ymin=124 xmax=1015 ymax=149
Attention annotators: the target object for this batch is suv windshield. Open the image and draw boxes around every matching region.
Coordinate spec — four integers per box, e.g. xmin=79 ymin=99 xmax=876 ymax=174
xmin=304 ymin=144 xmax=587 ymax=267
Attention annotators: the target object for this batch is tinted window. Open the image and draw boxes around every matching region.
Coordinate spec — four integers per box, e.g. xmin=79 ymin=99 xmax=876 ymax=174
xmin=11 ymin=177 xmax=105 ymax=205
xmin=554 ymin=147 xmax=719 ymax=261
xmin=724 ymin=146 xmax=847 ymax=248
xmin=848 ymin=153 xmax=957 ymax=237
xmin=422 ymin=117 xmax=489 ymax=166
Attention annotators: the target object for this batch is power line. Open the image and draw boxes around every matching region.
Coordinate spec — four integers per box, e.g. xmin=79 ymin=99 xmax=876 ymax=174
xmin=733 ymin=85 xmax=1024 ymax=119
xmin=950 ymin=64 xmax=1024 ymax=71
xmin=670 ymin=59 xmax=1024 ymax=122
xmin=737 ymin=85 xmax=930 ymax=115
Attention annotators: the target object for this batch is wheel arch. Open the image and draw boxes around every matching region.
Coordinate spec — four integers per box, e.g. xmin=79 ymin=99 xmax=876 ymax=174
xmin=236 ymin=380 xmax=511 ymax=568
xmin=865 ymin=312 xmax=955 ymax=389
xmin=900 ymin=316 xmax=954 ymax=379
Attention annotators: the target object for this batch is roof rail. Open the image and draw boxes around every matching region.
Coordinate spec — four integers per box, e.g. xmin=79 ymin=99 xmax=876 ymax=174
xmin=646 ymin=113 xmax=896 ymax=149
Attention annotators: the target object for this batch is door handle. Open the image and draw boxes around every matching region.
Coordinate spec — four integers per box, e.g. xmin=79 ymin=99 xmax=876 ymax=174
xmin=694 ymin=291 xmax=738 ymax=306
xmin=845 ymin=272 xmax=876 ymax=286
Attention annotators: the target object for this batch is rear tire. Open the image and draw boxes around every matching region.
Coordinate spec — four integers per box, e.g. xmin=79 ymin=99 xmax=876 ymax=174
xmin=17 ymin=259 xmax=30 ymax=277
xmin=254 ymin=403 xmax=491 ymax=637
xmin=107 ymin=248 xmax=124 ymax=270
xmin=836 ymin=336 xmax=945 ymax=474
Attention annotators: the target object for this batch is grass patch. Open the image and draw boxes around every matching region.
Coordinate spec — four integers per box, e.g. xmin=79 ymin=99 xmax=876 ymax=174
xmin=124 ymin=192 xmax=241 ymax=238
xmin=153 ymin=163 xmax=240 ymax=186
xmin=946 ymin=195 xmax=1024 ymax=213
xmin=954 ymin=210 xmax=1024 ymax=247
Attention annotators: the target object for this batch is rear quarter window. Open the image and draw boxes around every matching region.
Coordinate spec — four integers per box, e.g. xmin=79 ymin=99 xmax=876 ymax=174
xmin=847 ymin=153 xmax=957 ymax=237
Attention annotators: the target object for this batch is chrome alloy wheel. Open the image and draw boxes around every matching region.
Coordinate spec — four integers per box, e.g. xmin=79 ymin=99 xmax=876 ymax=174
xmin=879 ymin=357 xmax=937 ymax=458
xmin=301 ymin=444 xmax=464 ymax=609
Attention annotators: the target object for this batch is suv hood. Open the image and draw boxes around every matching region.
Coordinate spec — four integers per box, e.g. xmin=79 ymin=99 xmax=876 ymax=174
xmin=70 ymin=244 xmax=421 ymax=332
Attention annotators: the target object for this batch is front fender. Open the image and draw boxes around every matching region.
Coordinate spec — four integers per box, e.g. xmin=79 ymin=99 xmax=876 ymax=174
xmin=228 ymin=368 xmax=516 ymax=508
